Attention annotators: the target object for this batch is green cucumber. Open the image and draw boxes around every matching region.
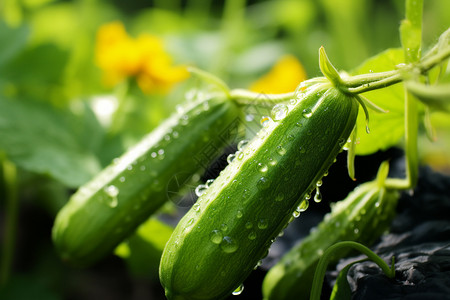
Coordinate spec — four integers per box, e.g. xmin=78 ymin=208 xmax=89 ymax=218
xmin=52 ymin=95 xmax=241 ymax=267
xmin=262 ymin=179 xmax=399 ymax=300
xmin=159 ymin=79 xmax=360 ymax=300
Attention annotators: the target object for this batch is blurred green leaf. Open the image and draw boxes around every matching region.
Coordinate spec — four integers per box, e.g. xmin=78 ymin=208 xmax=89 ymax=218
xmin=0 ymin=98 xmax=104 ymax=187
xmin=115 ymin=217 xmax=174 ymax=280
xmin=0 ymin=21 xmax=29 ymax=67
xmin=0 ymin=274 xmax=61 ymax=300
xmin=352 ymin=49 xmax=406 ymax=155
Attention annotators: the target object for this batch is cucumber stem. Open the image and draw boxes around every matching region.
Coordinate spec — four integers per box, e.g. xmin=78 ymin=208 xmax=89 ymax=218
xmin=230 ymin=89 xmax=295 ymax=106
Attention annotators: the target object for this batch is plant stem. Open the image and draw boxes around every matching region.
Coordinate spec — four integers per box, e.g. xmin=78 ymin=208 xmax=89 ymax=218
xmin=0 ymin=159 xmax=19 ymax=287
xmin=230 ymin=89 xmax=295 ymax=106
xmin=347 ymin=73 xmax=403 ymax=94
xmin=385 ymin=0 xmax=423 ymax=190
xmin=310 ymin=241 xmax=395 ymax=300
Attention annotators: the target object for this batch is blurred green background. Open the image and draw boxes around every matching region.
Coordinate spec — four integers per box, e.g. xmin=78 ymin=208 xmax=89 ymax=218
xmin=0 ymin=0 xmax=449 ymax=299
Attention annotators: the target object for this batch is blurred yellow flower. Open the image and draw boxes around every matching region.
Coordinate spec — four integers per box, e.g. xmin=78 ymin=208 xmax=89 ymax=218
xmin=249 ymin=55 xmax=307 ymax=94
xmin=95 ymin=21 xmax=189 ymax=93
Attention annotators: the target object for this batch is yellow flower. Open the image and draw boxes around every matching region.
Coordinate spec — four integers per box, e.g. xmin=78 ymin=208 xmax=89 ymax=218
xmin=95 ymin=21 xmax=189 ymax=93
xmin=249 ymin=55 xmax=307 ymax=94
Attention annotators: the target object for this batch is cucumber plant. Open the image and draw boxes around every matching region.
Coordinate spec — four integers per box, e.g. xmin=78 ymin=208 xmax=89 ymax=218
xmin=52 ymin=92 xmax=242 ymax=267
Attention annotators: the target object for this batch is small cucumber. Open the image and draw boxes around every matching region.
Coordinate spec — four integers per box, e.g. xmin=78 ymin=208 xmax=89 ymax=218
xmin=159 ymin=79 xmax=360 ymax=300
xmin=262 ymin=180 xmax=399 ymax=300
xmin=52 ymin=95 xmax=241 ymax=267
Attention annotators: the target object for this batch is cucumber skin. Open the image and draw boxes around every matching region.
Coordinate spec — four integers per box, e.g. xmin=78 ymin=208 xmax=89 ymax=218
xmin=159 ymin=83 xmax=360 ymax=300
xmin=52 ymin=96 xmax=241 ymax=267
xmin=262 ymin=181 xmax=399 ymax=300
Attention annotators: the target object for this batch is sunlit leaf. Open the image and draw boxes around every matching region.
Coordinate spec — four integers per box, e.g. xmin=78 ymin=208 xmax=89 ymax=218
xmin=115 ymin=217 xmax=174 ymax=279
xmin=0 ymin=98 xmax=104 ymax=187
xmin=351 ymin=49 xmax=405 ymax=155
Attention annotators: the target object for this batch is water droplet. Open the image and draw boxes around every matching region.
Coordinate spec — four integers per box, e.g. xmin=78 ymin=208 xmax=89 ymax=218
xmin=192 ymin=203 xmax=201 ymax=212
xmin=172 ymin=131 xmax=179 ymax=139
xmin=151 ymin=152 xmax=157 ymax=158
xmin=298 ymin=199 xmax=309 ymax=212
xmin=316 ymin=180 xmax=323 ymax=187
xmin=290 ymin=99 xmax=297 ymax=106
xmin=302 ymin=108 xmax=313 ymax=118
xmin=221 ymin=236 xmax=238 ymax=253
xmin=221 ymin=223 xmax=228 ymax=232
xmin=164 ymin=134 xmax=171 ymax=141
xmin=205 ymin=179 xmax=214 ymax=188
xmin=354 ymin=228 xmax=359 ymax=235
xmin=237 ymin=151 xmax=244 ymax=160
xmin=275 ymin=194 xmax=284 ymax=202
xmin=245 ymin=114 xmax=254 ymax=122
xmin=210 ymin=230 xmax=223 ymax=244
xmin=299 ymin=146 xmax=306 ymax=154
xmin=257 ymin=163 xmax=268 ymax=173
xmin=287 ymin=134 xmax=295 ymax=141
xmin=127 ymin=165 xmax=133 ymax=171
xmin=375 ymin=201 xmax=380 ymax=208
xmin=314 ymin=187 xmax=322 ymax=203
xmin=323 ymin=170 xmax=329 ymax=177
xmin=140 ymin=165 xmax=146 ymax=171
xmin=157 ymin=149 xmax=165 ymax=160
xmin=260 ymin=116 xmax=271 ymax=127
xmin=195 ymin=184 xmax=208 ymax=197
xmin=237 ymin=140 xmax=249 ymax=151
xmin=105 ymin=185 xmax=119 ymax=197
xmin=296 ymin=121 xmax=303 ymax=127
xmin=268 ymin=158 xmax=277 ymax=166
xmin=276 ymin=145 xmax=286 ymax=156
xmin=245 ymin=221 xmax=253 ymax=229
xmin=119 ymin=176 xmax=125 ymax=183
xmin=305 ymin=193 xmax=311 ymax=200
xmin=180 ymin=115 xmax=189 ymax=125
xmin=248 ymin=231 xmax=257 ymax=240
xmin=258 ymin=219 xmax=268 ymax=229
xmin=187 ymin=218 xmax=194 ymax=226
xmin=236 ymin=210 xmax=243 ymax=218
xmin=271 ymin=104 xmax=288 ymax=121
xmin=232 ymin=284 xmax=244 ymax=296
xmin=257 ymin=177 xmax=269 ymax=190
xmin=227 ymin=153 xmax=236 ymax=164
xmin=292 ymin=210 xmax=300 ymax=218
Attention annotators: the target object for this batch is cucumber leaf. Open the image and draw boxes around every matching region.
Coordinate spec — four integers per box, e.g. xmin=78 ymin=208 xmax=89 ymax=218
xmin=351 ymin=49 xmax=405 ymax=155
xmin=0 ymin=98 xmax=104 ymax=187
xmin=330 ymin=259 xmax=365 ymax=300
xmin=115 ymin=217 xmax=174 ymax=280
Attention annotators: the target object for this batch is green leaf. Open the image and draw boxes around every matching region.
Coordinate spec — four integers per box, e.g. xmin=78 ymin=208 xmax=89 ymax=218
xmin=0 ymin=98 xmax=104 ymax=187
xmin=351 ymin=49 xmax=405 ymax=155
xmin=115 ymin=217 xmax=174 ymax=280
xmin=0 ymin=21 xmax=29 ymax=67
xmin=330 ymin=260 xmax=365 ymax=300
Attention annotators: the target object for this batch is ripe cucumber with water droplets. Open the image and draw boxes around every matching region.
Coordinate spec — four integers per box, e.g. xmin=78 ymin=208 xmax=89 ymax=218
xmin=262 ymin=178 xmax=399 ymax=300
xmin=159 ymin=79 xmax=360 ymax=300
xmin=52 ymin=95 xmax=241 ymax=267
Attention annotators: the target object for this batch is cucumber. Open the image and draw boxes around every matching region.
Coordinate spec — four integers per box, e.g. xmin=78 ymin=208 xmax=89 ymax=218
xmin=52 ymin=95 xmax=241 ymax=267
xmin=159 ymin=79 xmax=360 ymax=300
xmin=262 ymin=180 xmax=399 ymax=300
